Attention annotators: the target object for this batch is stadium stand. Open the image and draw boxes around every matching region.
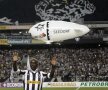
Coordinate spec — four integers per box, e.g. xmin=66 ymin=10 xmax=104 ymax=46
xmin=0 ymin=46 xmax=108 ymax=82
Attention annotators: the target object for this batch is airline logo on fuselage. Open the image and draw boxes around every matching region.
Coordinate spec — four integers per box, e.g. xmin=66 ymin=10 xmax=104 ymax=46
xmin=35 ymin=24 xmax=45 ymax=31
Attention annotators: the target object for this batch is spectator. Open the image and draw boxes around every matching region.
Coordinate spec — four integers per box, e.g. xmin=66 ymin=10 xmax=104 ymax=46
xmin=0 ymin=46 xmax=108 ymax=82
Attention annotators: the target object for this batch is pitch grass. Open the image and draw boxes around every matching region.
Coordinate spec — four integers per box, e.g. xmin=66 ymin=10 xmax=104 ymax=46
xmin=0 ymin=87 xmax=108 ymax=90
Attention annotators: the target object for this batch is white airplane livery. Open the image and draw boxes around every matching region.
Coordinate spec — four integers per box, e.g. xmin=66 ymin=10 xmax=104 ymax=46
xmin=29 ymin=21 xmax=90 ymax=44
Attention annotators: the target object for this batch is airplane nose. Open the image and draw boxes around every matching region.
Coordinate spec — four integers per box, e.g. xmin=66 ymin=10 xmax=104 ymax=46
xmin=75 ymin=25 xmax=90 ymax=36
xmin=28 ymin=29 xmax=32 ymax=34
xmin=29 ymin=27 xmax=35 ymax=35
xmin=84 ymin=26 xmax=90 ymax=33
xmin=28 ymin=27 xmax=38 ymax=38
xmin=82 ymin=25 xmax=90 ymax=34
xmin=28 ymin=28 xmax=35 ymax=38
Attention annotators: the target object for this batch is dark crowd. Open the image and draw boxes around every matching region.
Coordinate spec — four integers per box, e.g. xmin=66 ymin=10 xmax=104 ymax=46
xmin=0 ymin=46 xmax=108 ymax=82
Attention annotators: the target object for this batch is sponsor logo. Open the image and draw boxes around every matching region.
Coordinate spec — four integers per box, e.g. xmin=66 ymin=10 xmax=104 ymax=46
xmin=80 ymin=82 xmax=108 ymax=87
xmin=27 ymin=80 xmax=40 ymax=84
xmin=0 ymin=83 xmax=7 ymax=87
xmin=3 ymin=83 xmax=7 ymax=87
xmin=53 ymin=29 xmax=70 ymax=34
xmin=48 ymin=82 xmax=76 ymax=87
xmin=6 ymin=83 xmax=23 ymax=87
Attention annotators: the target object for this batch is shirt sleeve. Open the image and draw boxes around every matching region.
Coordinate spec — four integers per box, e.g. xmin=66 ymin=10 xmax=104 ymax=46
xmin=41 ymin=71 xmax=50 ymax=78
xmin=14 ymin=69 xmax=26 ymax=75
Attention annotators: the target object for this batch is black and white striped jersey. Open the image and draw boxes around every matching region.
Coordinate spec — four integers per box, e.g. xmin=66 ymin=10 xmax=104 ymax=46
xmin=16 ymin=69 xmax=50 ymax=90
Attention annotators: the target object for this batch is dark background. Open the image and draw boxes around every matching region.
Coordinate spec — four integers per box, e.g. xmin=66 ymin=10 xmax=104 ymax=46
xmin=0 ymin=0 xmax=108 ymax=23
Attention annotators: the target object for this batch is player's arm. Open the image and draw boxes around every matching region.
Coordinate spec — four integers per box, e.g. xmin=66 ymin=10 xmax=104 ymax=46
xmin=50 ymin=56 xmax=57 ymax=78
xmin=12 ymin=52 xmax=19 ymax=71
xmin=12 ymin=52 xmax=25 ymax=74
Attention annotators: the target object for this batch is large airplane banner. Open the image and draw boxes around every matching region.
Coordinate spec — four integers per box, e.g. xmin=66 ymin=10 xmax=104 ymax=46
xmin=0 ymin=0 xmax=107 ymax=23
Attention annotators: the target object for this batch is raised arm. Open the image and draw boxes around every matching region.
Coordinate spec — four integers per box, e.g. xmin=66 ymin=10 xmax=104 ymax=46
xmin=12 ymin=52 xmax=19 ymax=71
xmin=12 ymin=52 xmax=26 ymax=75
xmin=50 ymin=56 xmax=57 ymax=78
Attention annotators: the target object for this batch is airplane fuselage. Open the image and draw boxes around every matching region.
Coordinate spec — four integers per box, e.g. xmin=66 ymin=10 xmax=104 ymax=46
xmin=29 ymin=21 xmax=90 ymax=44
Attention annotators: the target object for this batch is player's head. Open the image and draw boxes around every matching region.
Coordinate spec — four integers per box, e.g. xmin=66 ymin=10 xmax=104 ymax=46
xmin=30 ymin=58 xmax=38 ymax=71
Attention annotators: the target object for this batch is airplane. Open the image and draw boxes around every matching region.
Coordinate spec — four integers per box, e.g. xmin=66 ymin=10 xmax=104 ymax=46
xmin=28 ymin=21 xmax=90 ymax=44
